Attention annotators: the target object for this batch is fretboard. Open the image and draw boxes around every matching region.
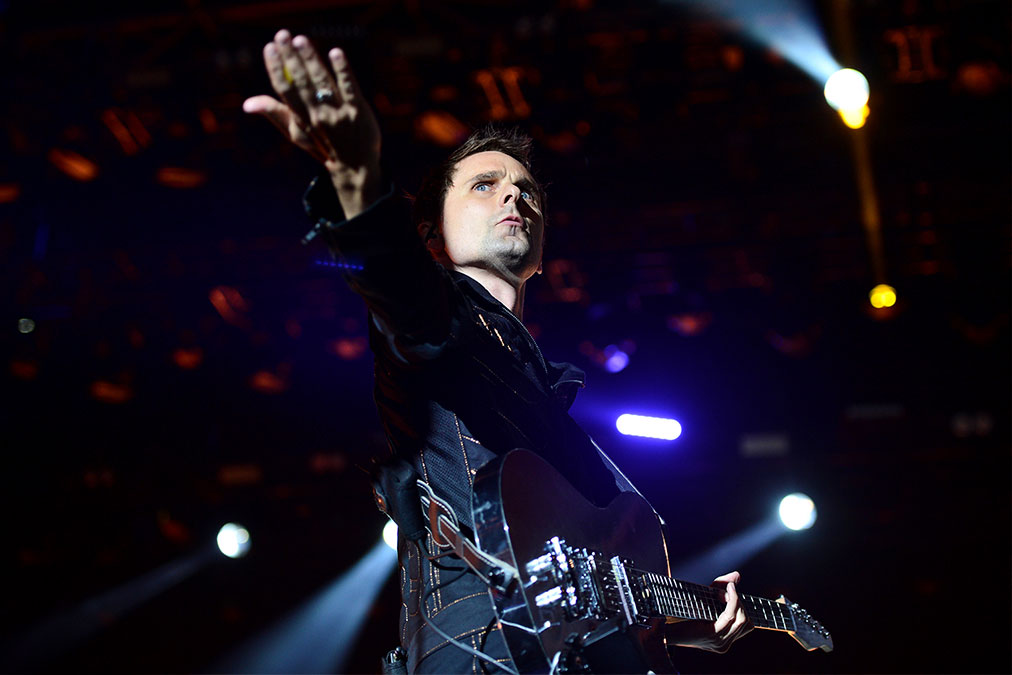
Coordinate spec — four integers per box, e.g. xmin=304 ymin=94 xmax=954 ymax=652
xmin=635 ymin=570 xmax=796 ymax=632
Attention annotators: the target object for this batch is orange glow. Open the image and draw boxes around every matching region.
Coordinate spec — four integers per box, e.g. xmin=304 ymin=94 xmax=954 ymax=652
xmin=838 ymin=105 xmax=870 ymax=129
xmin=330 ymin=337 xmax=368 ymax=360
xmin=249 ymin=370 xmax=287 ymax=394
xmin=209 ymin=286 xmax=249 ymax=326
xmin=415 ymin=110 xmax=469 ymax=147
xmin=156 ymin=167 xmax=208 ymax=189
xmin=0 ymin=183 xmax=21 ymax=203
xmin=102 ymin=109 xmax=139 ymax=155
xmin=156 ymin=510 xmax=191 ymax=544
xmin=49 ymin=148 xmax=99 ymax=181
xmin=173 ymin=347 xmax=203 ymax=369
xmin=199 ymin=108 xmax=219 ymax=134
xmin=475 ymin=70 xmax=509 ymax=119
xmin=497 ymin=67 xmax=530 ymax=118
xmin=667 ymin=312 xmax=712 ymax=337
xmin=90 ymin=380 xmax=133 ymax=403
xmin=124 ymin=110 xmax=151 ymax=146
xmin=10 ymin=360 xmax=38 ymax=380
xmin=217 ymin=464 xmax=263 ymax=486
xmin=309 ymin=452 xmax=347 ymax=474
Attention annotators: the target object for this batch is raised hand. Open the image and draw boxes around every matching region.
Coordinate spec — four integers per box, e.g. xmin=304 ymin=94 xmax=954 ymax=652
xmin=243 ymin=29 xmax=381 ymax=218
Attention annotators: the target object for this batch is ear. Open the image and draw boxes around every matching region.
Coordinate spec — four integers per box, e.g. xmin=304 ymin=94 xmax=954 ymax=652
xmin=417 ymin=221 xmax=443 ymax=253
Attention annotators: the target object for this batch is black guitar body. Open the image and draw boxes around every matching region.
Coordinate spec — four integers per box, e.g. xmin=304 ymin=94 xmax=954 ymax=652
xmin=471 ymin=449 xmax=674 ymax=673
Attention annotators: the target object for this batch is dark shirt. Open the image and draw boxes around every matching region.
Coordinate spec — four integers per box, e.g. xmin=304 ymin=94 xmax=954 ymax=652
xmin=302 ymin=176 xmax=634 ymax=672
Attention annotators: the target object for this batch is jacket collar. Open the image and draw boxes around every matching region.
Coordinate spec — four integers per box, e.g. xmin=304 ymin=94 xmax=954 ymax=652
xmin=448 ymin=269 xmax=586 ymax=409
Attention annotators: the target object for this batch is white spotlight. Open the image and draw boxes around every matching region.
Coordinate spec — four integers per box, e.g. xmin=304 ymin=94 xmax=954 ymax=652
xmin=778 ymin=493 xmax=817 ymax=531
xmin=823 ymin=68 xmax=869 ymax=111
xmin=616 ymin=414 xmax=682 ymax=441
xmin=217 ymin=523 xmax=251 ymax=558
xmin=382 ymin=520 xmax=398 ymax=551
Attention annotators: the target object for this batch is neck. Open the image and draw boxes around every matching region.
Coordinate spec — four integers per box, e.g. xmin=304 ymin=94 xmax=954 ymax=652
xmin=455 ymin=266 xmax=525 ymax=317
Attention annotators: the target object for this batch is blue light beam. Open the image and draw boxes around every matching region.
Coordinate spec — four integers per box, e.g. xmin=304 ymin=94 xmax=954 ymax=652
xmin=671 ymin=519 xmax=785 ymax=585
xmin=670 ymin=0 xmax=841 ymax=83
xmin=217 ymin=540 xmax=397 ymax=674
xmin=2 ymin=547 xmax=214 ymax=670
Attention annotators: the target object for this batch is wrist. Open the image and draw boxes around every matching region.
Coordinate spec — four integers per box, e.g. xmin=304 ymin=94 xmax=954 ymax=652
xmin=327 ymin=161 xmax=380 ymax=220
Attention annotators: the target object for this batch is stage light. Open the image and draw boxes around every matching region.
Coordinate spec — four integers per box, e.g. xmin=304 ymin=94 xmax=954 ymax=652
xmin=869 ymin=283 xmax=897 ymax=308
xmin=838 ymin=104 xmax=870 ymax=129
xmin=217 ymin=523 xmax=251 ymax=559
xmin=382 ymin=520 xmax=398 ymax=551
xmin=670 ymin=0 xmax=841 ymax=84
xmin=603 ymin=345 xmax=629 ymax=373
xmin=616 ymin=414 xmax=682 ymax=441
xmin=18 ymin=318 xmax=35 ymax=334
xmin=779 ymin=493 xmax=816 ymax=531
xmin=823 ymin=68 xmax=869 ymax=111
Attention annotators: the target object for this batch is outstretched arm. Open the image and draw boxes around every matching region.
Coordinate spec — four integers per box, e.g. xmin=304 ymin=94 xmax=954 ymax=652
xmin=243 ymin=29 xmax=381 ymax=219
xmin=666 ymin=570 xmax=754 ymax=654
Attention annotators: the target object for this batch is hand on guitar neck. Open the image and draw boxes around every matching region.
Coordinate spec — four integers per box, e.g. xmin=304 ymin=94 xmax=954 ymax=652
xmin=664 ymin=570 xmax=754 ymax=653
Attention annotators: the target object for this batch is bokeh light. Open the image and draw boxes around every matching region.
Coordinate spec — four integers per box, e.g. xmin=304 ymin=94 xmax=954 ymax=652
xmin=217 ymin=523 xmax=251 ymax=559
xmin=779 ymin=493 xmax=817 ymax=531
xmin=869 ymin=283 xmax=897 ymax=309
xmin=616 ymin=414 xmax=682 ymax=441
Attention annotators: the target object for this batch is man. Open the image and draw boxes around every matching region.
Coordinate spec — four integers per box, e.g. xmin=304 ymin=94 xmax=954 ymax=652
xmin=244 ymin=29 xmax=752 ymax=673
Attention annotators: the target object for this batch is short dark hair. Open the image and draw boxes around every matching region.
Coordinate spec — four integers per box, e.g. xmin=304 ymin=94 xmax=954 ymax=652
xmin=412 ymin=126 xmax=546 ymax=231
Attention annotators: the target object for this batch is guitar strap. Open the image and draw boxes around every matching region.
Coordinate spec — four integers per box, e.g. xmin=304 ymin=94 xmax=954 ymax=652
xmin=417 ymin=480 xmax=519 ymax=593
xmin=371 ymin=456 xmax=518 ymax=593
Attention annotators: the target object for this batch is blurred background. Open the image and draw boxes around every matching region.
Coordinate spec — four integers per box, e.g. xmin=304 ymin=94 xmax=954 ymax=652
xmin=2 ymin=0 xmax=1008 ymax=673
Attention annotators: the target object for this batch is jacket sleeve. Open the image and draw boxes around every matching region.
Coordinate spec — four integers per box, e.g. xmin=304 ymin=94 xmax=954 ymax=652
xmin=302 ymin=175 xmax=457 ymax=363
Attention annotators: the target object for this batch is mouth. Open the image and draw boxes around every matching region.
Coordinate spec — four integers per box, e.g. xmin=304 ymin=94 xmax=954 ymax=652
xmin=497 ymin=215 xmax=524 ymax=227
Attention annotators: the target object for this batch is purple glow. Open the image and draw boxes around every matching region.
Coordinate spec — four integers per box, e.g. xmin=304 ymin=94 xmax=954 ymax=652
xmin=616 ymin=414 xmax=682 ymax=440
xmin=603 ymin=345 xmax=629 ymax=373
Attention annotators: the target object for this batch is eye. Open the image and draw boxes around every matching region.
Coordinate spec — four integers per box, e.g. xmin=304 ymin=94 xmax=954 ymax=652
xmin=473 ymin=182 xmax=491 ymax=192
xmin=520 ymin=190 xmax=533 ymax=200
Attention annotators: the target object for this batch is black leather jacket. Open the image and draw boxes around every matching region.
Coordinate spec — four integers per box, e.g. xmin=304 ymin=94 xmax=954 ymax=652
xmin=303 ymin=176 xmax=627 ymax=526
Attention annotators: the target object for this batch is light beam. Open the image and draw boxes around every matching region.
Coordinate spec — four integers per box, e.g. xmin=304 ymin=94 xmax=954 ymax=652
xmin=216 ymin=539 xmax=398 ymax=673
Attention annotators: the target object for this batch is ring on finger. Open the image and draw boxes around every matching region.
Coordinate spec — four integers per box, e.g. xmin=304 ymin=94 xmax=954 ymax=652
xmin=314 ymin=88 xmax=336 ymax=104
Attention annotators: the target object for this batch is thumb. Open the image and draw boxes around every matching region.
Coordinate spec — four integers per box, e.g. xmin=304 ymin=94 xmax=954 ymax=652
xmin=242 ymin=95 xmax=297 ymax=139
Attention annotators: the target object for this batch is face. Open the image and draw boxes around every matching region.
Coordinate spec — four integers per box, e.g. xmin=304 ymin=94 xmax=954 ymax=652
xmin=435 ymin=151 xmax=544 ymax=283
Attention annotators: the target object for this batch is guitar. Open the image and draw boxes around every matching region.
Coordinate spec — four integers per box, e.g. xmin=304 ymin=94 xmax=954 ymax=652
xmin=469 ymin=449 xmax=833 ymax=673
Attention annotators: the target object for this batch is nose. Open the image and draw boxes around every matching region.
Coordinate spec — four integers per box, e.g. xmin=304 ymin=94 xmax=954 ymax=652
xmin=500 ymin=183 xmax=521 ymax=207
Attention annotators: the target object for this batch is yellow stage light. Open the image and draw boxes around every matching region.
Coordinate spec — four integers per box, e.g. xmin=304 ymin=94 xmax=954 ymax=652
xmin=838 ymin=104 xmax=870 ymax=129
xmin=869 ymin=283 xmax=897 ymax=309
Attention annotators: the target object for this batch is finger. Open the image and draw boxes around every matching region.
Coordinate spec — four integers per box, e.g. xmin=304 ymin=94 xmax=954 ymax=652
xmin=242 ymin=95 xmax=292 ymax=132
xmin=329 ymin=47 xmax=365 ymax=105
xmin=242 ymin=95 xmax=329 ymax=164
xmin=275 ymin=29 xmax=316 ymax=112
xmin=712 ymin=570 xmax=741 ymax=586
xmin=735 ymin=607 xmax=754 ymax=636
xmin=263 ymin=41 xmax=306 ymax=119
xmin=714 ymin=582 xmax=736 ymax=634
xmin=293 ymin=35 xmax=340 ymax=103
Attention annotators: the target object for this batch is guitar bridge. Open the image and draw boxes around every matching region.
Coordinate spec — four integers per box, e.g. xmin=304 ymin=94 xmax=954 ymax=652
xmin=524 ymin=536 xmax=649 ymax=627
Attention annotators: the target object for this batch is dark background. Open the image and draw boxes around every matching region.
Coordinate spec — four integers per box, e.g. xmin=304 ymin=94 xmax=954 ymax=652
xmin=2 ymin=0 xmax=1009 ymax=673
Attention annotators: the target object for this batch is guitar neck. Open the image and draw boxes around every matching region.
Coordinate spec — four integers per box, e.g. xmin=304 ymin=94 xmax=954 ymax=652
xmin=633 ymin=570 xmax=796 ymax=632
